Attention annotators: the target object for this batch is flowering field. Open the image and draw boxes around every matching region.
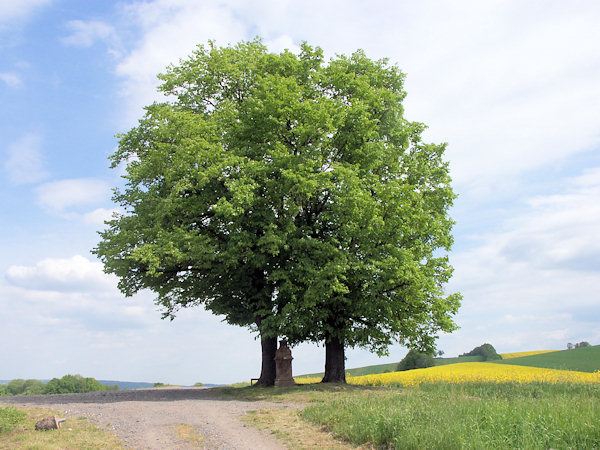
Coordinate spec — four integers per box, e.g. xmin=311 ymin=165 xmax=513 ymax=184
xmin=296 ymin=362 xmax=600 ymax=386
xmin=499 ymin=350 xmax=558 ymax=359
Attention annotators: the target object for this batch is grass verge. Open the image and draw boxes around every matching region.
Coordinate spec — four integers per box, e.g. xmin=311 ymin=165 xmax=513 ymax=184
xmin=0 ymin=405 xmax=123 ymax=449
xmin=227 ymin=382 xmax=600 ymax=449
xmin=242 ymin=407 xmax=356 ymax=449
xmin=302 ymin=382 xmax=600 ymax=449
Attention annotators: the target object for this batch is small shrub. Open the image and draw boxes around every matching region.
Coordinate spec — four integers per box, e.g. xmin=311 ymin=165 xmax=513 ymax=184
xmin=397 ymin=349 xmax=435 ymax=371
xmin=6 ymin=379 xmax=26 ymax=396
xmin=44 ymin=374 xmax=118 ymax=394
xmin=460 ymin=343 xmax=502 ymax=361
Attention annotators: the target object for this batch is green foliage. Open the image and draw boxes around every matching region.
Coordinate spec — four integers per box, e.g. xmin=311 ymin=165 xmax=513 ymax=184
xmin=5 ymin=379 xmax=26 ymax=396
xmin=3 ymin=379 xmax=45 ymax=396
xmin=397 ymin=349 xmax=436 ymax=371
xmin=193 ymin=382 xmax=205 ymax=387
xmin=460 ymin=343 xmax=502 ymax=361
xmin=575 ymin=341 xmax=591 ymax=348
xmin=43 ymin=375 xmax=118 ymax=394
xmin=0 ymin=406 xmax=27 ymax=434
xmin=302 ymin=383 xmax=600 ymax=449
xmin=153 ymin=382 xmax=166 ymax=387
xmin=95 ymin=38 xmax=460 ymax=359
xmin=0 ymin=376 xmax=116 ymax=396
xmin=493 ymin=345 xmax=600 ymax=372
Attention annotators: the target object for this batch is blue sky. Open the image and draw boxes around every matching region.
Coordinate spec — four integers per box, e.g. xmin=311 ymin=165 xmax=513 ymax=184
xmin=1 ymin=0 xmax=599 ymax=385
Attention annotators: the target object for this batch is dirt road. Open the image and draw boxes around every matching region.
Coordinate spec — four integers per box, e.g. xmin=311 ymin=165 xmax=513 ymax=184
xmin=0 ymin=388 xmax=288 ymax=449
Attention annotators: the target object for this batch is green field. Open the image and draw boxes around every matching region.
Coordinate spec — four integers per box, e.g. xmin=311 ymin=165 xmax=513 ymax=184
xmin=298 ymin=362 xmax=399 ymax=379
xmin=297 ymin=345 xmax=597 ymax=380
xmin=302 ymin=382 xmax=600 ymax=449
xmin=492 ymin=345 xmax=600 ymax=372
xmin=297 ymin=355 xmax=485 ymax=379
xmin=433 ymin=355 xmax=484 ymax=365
xmin=229 ymin=381 xmax=600 ymax=449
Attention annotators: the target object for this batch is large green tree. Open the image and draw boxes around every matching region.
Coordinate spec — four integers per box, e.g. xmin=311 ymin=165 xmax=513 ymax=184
xmin=95 ymin=39 xmax=460 ymax=384
xmin=269 ymin=50 xmax=461 ymax=382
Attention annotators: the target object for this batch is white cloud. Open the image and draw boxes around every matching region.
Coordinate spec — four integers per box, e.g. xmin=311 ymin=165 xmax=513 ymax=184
xmin=442 ymin=166 xmax=600 ymax=353
xmin=0 ymin=261 xmax=271 ymax=384
xmin=3 ymin=132 xmax=49 ymax=185
xmin=0 ymin=72 xmax=23 ymax=88
xmin=5 ymin=254 xmax=116 ymax=293
xmin=61 ymin=20 xmax=120 ymax=54
xmin=495 ymin=167 xmax=600 ymax=272
xmin=0 ymin=0 xmax=51 ymax=27
xmin=264 ymin=34 xmax=299 ymax=54
xmin=35 ymin=178 xmax=110 ymax=214
xmin=82 ymin=207 xmax=119 ymax=225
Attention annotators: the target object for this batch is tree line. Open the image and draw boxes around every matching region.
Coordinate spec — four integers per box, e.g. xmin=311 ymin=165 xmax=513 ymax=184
xmin=567 ymin=341 xmax=591 ymax=349
xmin=0 ymin=375 xmax=118 ymax=396
xmin=94 ymin=39 xmax=461 ymax=384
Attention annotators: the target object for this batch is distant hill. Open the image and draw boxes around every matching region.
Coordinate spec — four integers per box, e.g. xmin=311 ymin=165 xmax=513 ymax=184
xmin=296 ymin=347 xmax=600 ymax=379
xmin=433 ymin=356 xmax=484 ymax=365
xmin=297 ymin=362 xmax=398 ymax=379
xmin=1 ymin=379 xmax=221 ymax=390
xmin=297 ymin=355 xmax=486 ymax=378
xmin=492 ymin=345 xmax=600 ymax=372
xmin=97 ymin=380 xmax=155 ymax=390
xmin=499 ymin=350 xmax=559 ymax=359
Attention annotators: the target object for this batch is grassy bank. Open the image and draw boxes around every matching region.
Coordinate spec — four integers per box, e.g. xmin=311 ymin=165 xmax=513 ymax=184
xmin=493 ymin=345 xmax=600 ymax=372
xmin=0 ymin=405 xmax=123 ymax=449
xmin=229 ymin=381 xmax=600 ymax=449
xmin=303 ymin=382 xmax=600 ymax=449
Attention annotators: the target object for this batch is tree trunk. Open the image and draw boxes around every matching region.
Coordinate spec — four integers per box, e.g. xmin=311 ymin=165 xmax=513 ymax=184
xmin=321 ymin=335 xmax=346 ymax=383
xmin=255 ymin=334 xmax=277 ymax=386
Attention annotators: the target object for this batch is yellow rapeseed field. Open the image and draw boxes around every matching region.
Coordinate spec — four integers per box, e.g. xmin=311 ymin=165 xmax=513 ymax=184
xmin=295 ymin=363 xmax=600 ymax=386
xmin=348 ymin=363 xmax=600 ymax=386
xmin=499 ymin=350 xmax=559 ymax=359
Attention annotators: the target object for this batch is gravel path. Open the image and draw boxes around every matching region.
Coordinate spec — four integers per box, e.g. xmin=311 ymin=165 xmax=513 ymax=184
xmin=0 ymin=388 xmax=288 ymax=449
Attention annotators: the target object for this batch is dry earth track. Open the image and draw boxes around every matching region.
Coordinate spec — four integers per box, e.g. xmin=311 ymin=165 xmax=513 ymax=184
xmin=0 ymin=387 xmax=290 ymax=449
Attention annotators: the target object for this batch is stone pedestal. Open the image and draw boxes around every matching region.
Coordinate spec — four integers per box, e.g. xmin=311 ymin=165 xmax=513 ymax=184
xmin=274 ymin=339 xmax=295 ymax=387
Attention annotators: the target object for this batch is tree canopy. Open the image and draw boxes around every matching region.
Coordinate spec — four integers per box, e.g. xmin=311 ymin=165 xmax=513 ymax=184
xmin=460 ymin=343 xmax=502 ymax=361
xmin=94 ymin=38 xmax=461 ymax=383
xmin=397 ymin=349 xmax=436 ymax=371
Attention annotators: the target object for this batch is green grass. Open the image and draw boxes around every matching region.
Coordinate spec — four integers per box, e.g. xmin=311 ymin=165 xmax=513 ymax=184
xmin=0 ymin=407 xmax=26 ymax=434
xmin=0 ymin=405 xmax=123 ymax=448
xmin=492 ymin=345 xmax=600 ymax=372
xmin=301 ymin=382 xmax=600 ymax=449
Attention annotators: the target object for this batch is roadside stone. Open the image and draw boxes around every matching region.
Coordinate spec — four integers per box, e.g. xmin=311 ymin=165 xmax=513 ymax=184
xmin=35 ymin=415 xmax=66 ymax=431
